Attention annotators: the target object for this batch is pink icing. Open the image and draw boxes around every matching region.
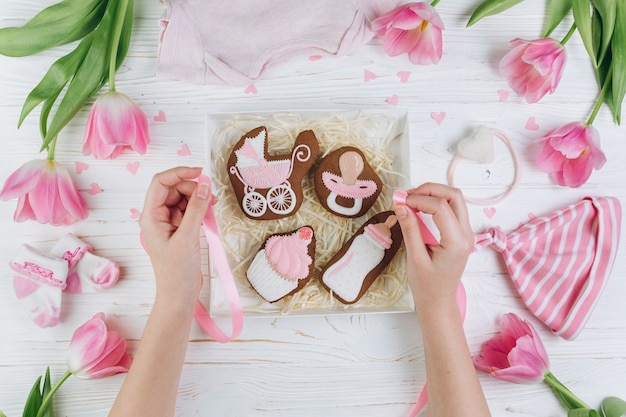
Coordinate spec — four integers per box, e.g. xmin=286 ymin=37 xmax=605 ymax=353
xmin=322 ymin=172 xmax=378 ymax=199
xmin=364 ymin=224 xmax=392 ymax=249
xmin=265 ymin=227 xmax=313 ymax=280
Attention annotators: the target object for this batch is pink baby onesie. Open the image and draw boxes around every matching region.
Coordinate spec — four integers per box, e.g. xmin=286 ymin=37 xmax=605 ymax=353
xmin=157 ymin=0 xmax=399 ymax=85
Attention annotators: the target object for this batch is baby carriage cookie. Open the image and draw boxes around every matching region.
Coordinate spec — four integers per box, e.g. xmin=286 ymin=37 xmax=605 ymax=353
xmin=320 ymin=211 xmax=402 ymax=304
xmin=228 ymin=126 xmax=319 ymax=220
xmin=314 ymin=147 xmax=382 ymax=218
xmin=247 ymin=226 xmax=316 ymax=303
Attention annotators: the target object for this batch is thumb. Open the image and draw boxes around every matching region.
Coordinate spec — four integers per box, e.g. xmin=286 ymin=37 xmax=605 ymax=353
xmin=177 ymin=180 xmax=212 ymax=237
xmin=394 ymin=205 xmax=429 ymax=262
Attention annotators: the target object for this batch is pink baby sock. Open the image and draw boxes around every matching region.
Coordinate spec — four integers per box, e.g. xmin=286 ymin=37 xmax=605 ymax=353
xmin=10 ymin=244 xmax=68 ymax=327
xmin=50 ymin=233 xmax=119 ymax=294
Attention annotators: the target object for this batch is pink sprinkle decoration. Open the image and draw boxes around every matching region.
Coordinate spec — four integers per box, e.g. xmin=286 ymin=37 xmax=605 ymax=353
xmin=525 ymin=116 xmax=540 ymax=130
xmin=126 ymin=162 xmax=140 ymax=175
xmin=130 ymin=208 xmax=141 ymax=220
xmin=497 ymin=89 xmax=510 ymax=102
xmin=309 ymin=55 xmax=322 ymax=62
xmin=154 ymin=110 xmax=167 ymax=122
xmin=75 ymin=161 xmax=89 ymax=174
xmin=431 ymin=112 xmax=446 ymax=125
xmin=177 ymin=144 xmax=191 ymax=156
xmin=364 ymin=69 xmax=377 ymax=82
xmin=88 ymin=183 xmax=103 ymax=195
xmin=397 ymin=71 xmax=411 ymax=83
xmin=386 ymin=94 xmax=399 ymax=106
xmin=244 ymin=84 xmax=257 ymax=94
xmin=483 ymin=207 xmax=496 ymax=219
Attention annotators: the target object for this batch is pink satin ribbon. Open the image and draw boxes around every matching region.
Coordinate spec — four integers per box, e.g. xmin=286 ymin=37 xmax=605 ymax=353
xmin=393 ymin=190 xmax=467 ymax=417
xmin=193 ymin=176 xmax=243 ymax=343
xmin=140 ymin=175 xmax=243 ymax=343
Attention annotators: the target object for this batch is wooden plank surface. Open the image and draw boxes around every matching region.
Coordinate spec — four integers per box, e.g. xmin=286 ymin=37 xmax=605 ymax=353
xmin=1 ymin=1 xmax=625 ymax=416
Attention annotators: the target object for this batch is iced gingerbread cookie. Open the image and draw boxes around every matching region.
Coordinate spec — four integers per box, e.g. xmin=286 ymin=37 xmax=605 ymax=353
xmin=247 ymin=226 xmax=316 ymax=303
xmin=320 ymin=211 xmax=402 ymax=304
xmin=228 ymin=126 xmax=319 ymax=220
xmin=314 ymin=146 xmax=382 ymax=218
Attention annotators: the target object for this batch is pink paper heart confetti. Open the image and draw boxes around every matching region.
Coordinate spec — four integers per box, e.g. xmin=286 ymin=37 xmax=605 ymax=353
xmin=525 ymin=116 xmax=540 ymax=130
xmin=177 ymin=144 xmax=191 ymax=156
xmin=386 ymin=94 xmax=399 ymax=106
xmin=497 ymin=89 xmax=509 ymax=102
xmin=130 ymin=208 xmax=141 ymax=220
xmin=397 ymin=71 xmax=411 ymax=83
xmin=309 ymin=55 xmax=322 ymax=62
xmin=154 ymin=110 xmax=167 ymax=123
xmin=88 ymin=183 xmax=103 ymax=195
xmin=431 ymin=112 xmax=446 ymax=125
xmin=126 ymin=162 xmax=140 ymax=175
xmin=244 ymin=84 xmax=257 ymax=94
xmin=483 ymin=207 xmax=496 ymax=219
xmin=364 ymin=69 xmax=376 ymax=82
xmin=75 ymin=161 xmax=89 ymax=174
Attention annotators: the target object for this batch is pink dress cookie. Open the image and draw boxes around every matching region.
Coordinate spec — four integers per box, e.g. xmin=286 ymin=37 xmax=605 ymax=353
xmin=247 ymin=226 xmax=316 ymax=302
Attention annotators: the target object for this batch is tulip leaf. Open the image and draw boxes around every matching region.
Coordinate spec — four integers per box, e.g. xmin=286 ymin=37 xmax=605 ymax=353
xmin=0 ymin=0 xmax=108 ymax=57
xmin=115 ymin=0 xmax=134 ymax=68
xmin=610 ymin=3 xmax=626 ymax=125
xmin=600 ymin=396 xmax=626 ymax=417
xmin=573 ymin=0 xmax=597 ymax=67
xmin=18 ymin=33 xmax=94 ymax=128
xmin=467 ymin=0 xmax=525 ymax=27
xmin=591 ymin=0 xmax=617 ymax=65
xmin=40 ymin=367 xmax=54 ymax=417
xmin=22 ymin=375 xmax=43 ymax=417
xmin=543 ymin=0 xmax=572 ymax=37
xmin=41 ymin=0 xmax=120 ymax=151
xmin=569 ymin=409 xmax=601 ymax=417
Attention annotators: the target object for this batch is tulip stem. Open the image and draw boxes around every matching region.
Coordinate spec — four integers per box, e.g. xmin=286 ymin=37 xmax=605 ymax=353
xmin=560 ymin=22 xmax=577 ymax=46
xmin=543 ymin=371 xmax=590 ymax=410
xmin=430 ymin=0 xmax=441 ymax=6
xmin=586 ymin=65 xmax=613 ymax=126
xmin=47 ymin=136 xmax=57 ymax=161
xmin=35 ymin=370 xmax=72 ymax=417
xmin=108 ymin=0 xmax=130 ymax=92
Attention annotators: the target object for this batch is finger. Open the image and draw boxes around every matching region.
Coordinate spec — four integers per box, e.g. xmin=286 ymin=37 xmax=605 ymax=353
xmin=405 ymin=194 xmax=462 ymax=248
xmin=144 ymin=167 xmax=203 ymax=212
xmin=393 ymin=204 xmax=430 ymax=263
xmin=163 ymin=180 xmax=198 ymax=207
xmin=412 ymin=183 xmax=471 ymax=233
xmin=176 ymin=180 xmax=212 ymax=238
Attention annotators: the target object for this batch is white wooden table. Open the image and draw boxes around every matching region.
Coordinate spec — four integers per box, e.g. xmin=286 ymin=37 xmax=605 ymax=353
xmin=1 ymin=1 xmax=625 ymax=416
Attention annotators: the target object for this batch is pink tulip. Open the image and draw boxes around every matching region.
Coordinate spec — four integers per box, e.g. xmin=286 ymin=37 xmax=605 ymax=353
xmin=0 ymin=159 xmax=88 ymax=226
xmin=372 ymin=2 xmax=445 ymax=65
xmin=536 ymin=122 xmax=606 ymax=188
xmin=473 ymin=313 xmax=549 ymax=384
xmin=500 ymin=38 xmax=566 ymax=103
xmin=67 ymin=312 xmax=131 ymax=379
xmin=82 ymin=91 xmax=150 ymax=159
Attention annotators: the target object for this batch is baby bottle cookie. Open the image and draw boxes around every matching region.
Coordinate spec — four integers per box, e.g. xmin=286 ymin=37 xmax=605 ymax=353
xmin=321 ymin=211 xmax=402 ymax=304
xmin=314 ymin=146 xmax=382 ymax=218
xmin=227 ymin=126 xmax=319 ymax=220
xmin=247 ymin=226 xmax=316 ymax=303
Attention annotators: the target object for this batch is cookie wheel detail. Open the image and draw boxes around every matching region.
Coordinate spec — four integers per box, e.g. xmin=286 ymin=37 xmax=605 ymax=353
xmin=242 ymin=191 xmax=267 ymax=217
xmin=267 ymin=184 xmax=296 ymax=215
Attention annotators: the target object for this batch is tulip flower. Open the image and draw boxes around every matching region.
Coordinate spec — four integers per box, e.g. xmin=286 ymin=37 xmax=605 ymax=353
xmin=0 ymin=159 xmax=88 ymax=226
xmin=82 ymin=91 xmax=151 ymax=159
xmin=499 ymin=38 xmax=566 ymax=103
xmin=67 ymin=312 xmax=132 ymax=379
xmin=26 ymin=313 xmax=131 ymax=417
xmin=474 ymin=313 xmax=591 ymax=412
xmin=535 ymin=122 xmax=606 ymax=188
xmin=372 ymin=2 xmax=445 ymax=65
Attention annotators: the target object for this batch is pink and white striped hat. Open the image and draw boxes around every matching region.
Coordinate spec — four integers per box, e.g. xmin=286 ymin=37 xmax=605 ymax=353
xmin=474 ymin=196 xmax=622 ymax=340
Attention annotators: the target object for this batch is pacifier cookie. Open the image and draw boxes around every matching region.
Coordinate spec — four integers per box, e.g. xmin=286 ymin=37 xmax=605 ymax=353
xmin=247 ymin=226 xmax=316 ymax=303
xmin=314 ymin=146 xmax=382 ymax=218
xmin=320 ymin=211 xmax=403 ymax=304
xmin=227 ymin=126 xmax=320 ymax=220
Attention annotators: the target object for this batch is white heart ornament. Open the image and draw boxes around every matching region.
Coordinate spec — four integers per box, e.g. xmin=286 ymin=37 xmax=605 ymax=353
xmin=456 ymin=125 xmax=495 ymax=163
